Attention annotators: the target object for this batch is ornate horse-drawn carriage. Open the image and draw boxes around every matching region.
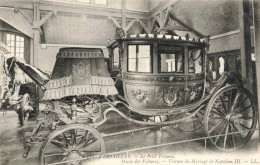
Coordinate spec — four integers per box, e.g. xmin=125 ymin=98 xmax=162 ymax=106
xmin=19 ymin=33 xmax=256 ymax=164
xmin=1 ymin=53 xmax=50 ymax=126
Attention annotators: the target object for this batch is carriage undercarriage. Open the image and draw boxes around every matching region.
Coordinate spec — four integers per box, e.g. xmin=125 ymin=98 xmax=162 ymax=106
xmin=22 ymin=81 xmax=257 ymax=165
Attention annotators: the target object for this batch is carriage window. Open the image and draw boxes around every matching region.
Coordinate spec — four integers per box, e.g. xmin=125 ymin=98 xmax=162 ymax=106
xmin=188 ymin=47 xmax=203 ymax=73
xmin=128 ymin=45 xmax=151 ymax=73
xmin=159 ymin=46 xmax=183 ymax=73
xmin=113 ymin=47 xmax=119 ymax=69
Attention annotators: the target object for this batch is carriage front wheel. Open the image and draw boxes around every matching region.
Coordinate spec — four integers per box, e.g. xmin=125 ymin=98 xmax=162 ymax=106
xmin=39 ymin=124 xmax=105 ymax=165
xmin=204 ymin=85 xmax=257 ymax=151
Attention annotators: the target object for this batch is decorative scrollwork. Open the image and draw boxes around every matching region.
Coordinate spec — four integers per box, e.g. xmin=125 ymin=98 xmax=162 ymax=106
xmin=72 ymin=61 xmax=90 ymax=80
xmin=115 ymin=27 xmax=125 ymax=39
xmin=40 ymin=11 xmax=48 ymax=20
xmin=126 ymin=18 xmax=135 ymax=27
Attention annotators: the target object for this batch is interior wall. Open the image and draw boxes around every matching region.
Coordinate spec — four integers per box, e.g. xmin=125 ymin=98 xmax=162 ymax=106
xmin=209 ymin=28 xmax=254 ymax=54
xmin=107 ymin=0 xmax=122 ymax=9
xmin=126 ymin=0 xmax=148 ymax=11
xmin=148 ymin=0 xmax=160 ymax=11
xmin=42 ymin=13 xmax=116 ymax=45
xmin=38 ymin=46 xmax=60 ymax=73
xmin=170 ymin=0 xmax=240 ymax=36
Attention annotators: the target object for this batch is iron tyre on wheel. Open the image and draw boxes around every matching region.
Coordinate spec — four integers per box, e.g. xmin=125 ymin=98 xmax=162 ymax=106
xmin=39 ymin=124 xmax=105 ymax=165
xmin=204 ymin=85 xmax=257 ymax=151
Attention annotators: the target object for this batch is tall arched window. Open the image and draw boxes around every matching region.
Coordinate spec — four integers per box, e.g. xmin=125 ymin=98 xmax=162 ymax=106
xmin=5 ymin=33 xmax=25 ymax=59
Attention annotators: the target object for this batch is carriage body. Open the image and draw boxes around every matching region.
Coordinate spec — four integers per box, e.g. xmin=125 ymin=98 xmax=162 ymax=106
xmin=117 ymin=35 xmax=208 ymax=116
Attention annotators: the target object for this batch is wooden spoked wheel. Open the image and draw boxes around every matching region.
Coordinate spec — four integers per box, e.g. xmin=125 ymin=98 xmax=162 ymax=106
xmin=205 ymin=85 xmax=257 ymax=151
xmin=39 ymin=124 xmax=105 ymax=165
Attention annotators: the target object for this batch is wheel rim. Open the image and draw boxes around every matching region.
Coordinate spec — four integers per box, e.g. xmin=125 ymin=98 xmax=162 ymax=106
xmin=205 ymin=86 xmax=257 ymax=151
xmin=40 ymin=124 xmax=105 ymax=165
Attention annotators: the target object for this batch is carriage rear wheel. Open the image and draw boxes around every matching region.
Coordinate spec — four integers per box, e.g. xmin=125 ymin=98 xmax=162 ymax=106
xmin=204 ymin=85 xmax=257 ymax=151
xmin=39 ymin=124 xmax=105 ymax=165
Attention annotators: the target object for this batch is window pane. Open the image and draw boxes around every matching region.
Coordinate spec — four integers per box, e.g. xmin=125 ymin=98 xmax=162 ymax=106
xmin=20 ymin=42 xmax=24 ymax=47
xmin=128 ymin=45 xmax=136 ymax=58
xmin=20 ymin=37 xmax=24 ymax=41
xmin=7 ymin=34 xmax=11 ymax=40
xmin=138 ymin=45 xmax=150 ymax=58
xmin=11 ymin=41 xmax=15 ymax=47
xmin=128 ymin=59 xmax=136 ymax=72
xmin=159 ymin=46 xmax=183 ymax=73
xmin=138 ymin=58 xmax=150 ymax=72
xmin=11 ymin=35 xmax=15 ymax=40
xmin=16 ymin=42 xmax=20 ymax=48
xmin=113 ymin=47 xmax=119 ymax=69
xmin=218 ymin=57 xmax=225 ymax=75
xmin=20 ymin=53 xmax=24 ymax=59
xmin=128 ymin=45 xmax=152 ymax=73
xmin=188 ymin=48 xmax=203 ymax=73
xmin=11 ymin=47 xmax=15 ymax=53
xmin=160 ymin=54 xmax=176 ymax=72
xmin=16 ymin=36 xmax=20 ymax=41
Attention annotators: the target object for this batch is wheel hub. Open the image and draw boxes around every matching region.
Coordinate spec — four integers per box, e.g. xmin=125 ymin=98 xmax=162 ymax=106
xmin=226 ymin=113 xmax=242 ymax=125
xmin=67 ymin=150 xmax=83 ymax=165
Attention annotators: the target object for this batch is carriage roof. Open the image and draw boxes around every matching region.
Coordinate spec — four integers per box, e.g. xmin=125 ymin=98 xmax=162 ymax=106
xmin=57 ymin=47 xmax=104 ymax=59
xmin=116 ymin=34 xmax=210 ymax=48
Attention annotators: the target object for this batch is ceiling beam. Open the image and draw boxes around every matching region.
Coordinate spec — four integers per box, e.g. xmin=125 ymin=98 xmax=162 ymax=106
xmin=125 ymin=19 xmax=136 ymax=32
xmin=108 ymin=16 xmax=121 ymax=28
xmin=162 ymin=7 xmax=170 ymax=28
xmin=38 ymin=11 xmax=54 ymax=27
xmin=138 ymin=19 xmax=150 ymax=33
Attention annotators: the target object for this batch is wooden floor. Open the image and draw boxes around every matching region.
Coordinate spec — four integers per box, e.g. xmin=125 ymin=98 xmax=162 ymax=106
xmin=0 ymin=110 xmax=259 ymax=165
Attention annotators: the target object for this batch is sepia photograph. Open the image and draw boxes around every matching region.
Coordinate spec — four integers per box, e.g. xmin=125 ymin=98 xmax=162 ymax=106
xmin=0 ymin=0 xmax=260 ymax=164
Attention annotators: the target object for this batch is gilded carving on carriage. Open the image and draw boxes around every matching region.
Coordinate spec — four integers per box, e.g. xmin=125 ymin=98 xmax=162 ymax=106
xmin=159 ymin=87 xmax=178 ymax=106
xmin=157 ymin=87 xmax=185 ymax=107
xmin=132 ymin=89 xmax=149 ymax=103
xmin=123 ymin=73 xmax=204 ymax=83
